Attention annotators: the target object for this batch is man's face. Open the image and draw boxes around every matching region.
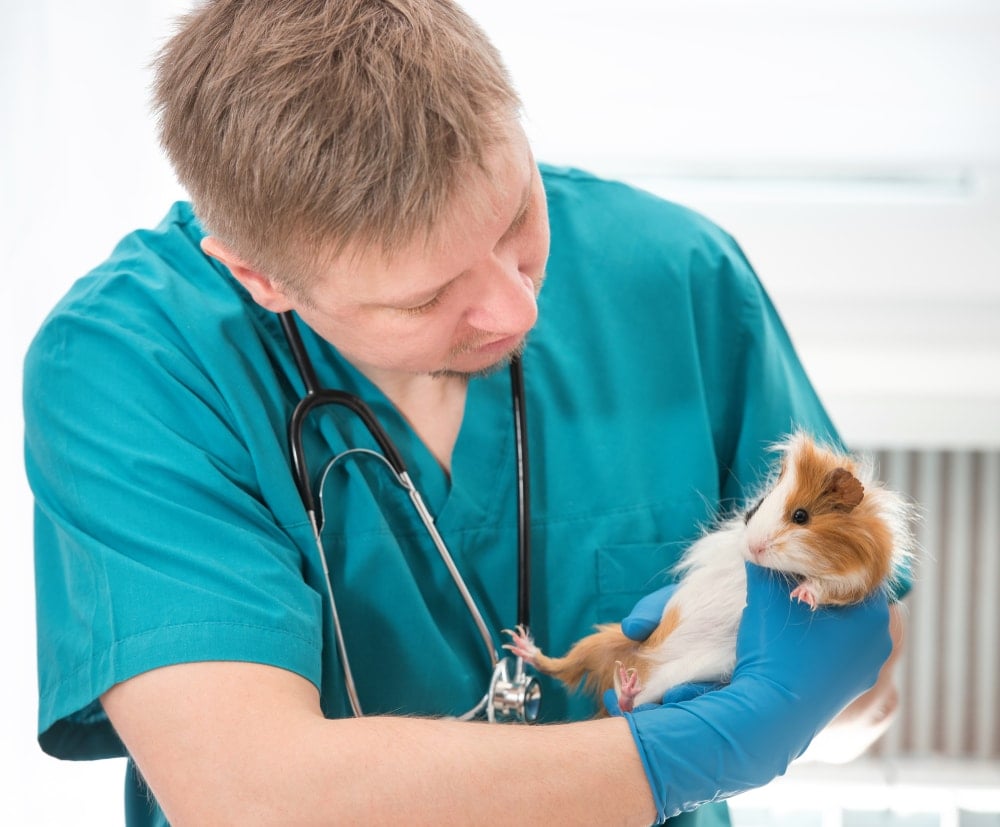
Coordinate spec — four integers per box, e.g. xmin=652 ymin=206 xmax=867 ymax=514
xmin=290 ymin=126 xmax=550 ymax=385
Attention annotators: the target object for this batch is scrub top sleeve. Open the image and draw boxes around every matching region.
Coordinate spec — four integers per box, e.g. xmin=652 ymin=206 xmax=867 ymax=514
xmin=25 ymin=302 xmax=323 ymax=760
xmin=699 ymin=232 xmax=839 ymax=509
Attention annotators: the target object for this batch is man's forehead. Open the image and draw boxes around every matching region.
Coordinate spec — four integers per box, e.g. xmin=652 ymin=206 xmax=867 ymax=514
xmin=328 ymin=129 xmax=534 ymax=294
xmin=437 ymin=133 xmax=533 ymax=238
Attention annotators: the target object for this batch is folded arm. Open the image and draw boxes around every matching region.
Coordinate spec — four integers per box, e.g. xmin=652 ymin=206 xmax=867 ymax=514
xmin=103 ymin=563 xmax=893 ymax=825
xmin=102 ymin=662 xmax=656 ymax=826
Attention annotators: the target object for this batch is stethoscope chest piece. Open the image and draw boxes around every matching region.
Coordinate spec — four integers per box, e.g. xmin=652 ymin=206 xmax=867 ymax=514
xmin=486 ymin=655 xmax=541 ymax=724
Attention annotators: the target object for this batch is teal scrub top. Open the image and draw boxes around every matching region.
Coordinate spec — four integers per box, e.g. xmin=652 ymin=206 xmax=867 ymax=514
xmin=25 ymin=165 xmax=840 ymax=825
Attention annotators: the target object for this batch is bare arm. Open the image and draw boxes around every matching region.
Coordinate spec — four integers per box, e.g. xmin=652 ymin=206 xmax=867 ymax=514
xmin=101 ymin=662 xmax=656 ymax=826
xmin=799 ymin=602 xmax=906 ymax=763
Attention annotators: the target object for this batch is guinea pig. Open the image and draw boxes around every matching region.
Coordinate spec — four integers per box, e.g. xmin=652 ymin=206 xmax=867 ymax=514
xmin=504 ymin=431 xmax=915 ymax=713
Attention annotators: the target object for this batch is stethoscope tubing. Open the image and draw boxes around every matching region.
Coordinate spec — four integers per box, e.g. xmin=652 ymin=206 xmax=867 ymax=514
xmin=281 ymin=312 xmax=407 ymax=518
xmin=510 ymin=346 xmax=531 ymax=631
xmin=278 ymin=311 xmax=531 ymax=720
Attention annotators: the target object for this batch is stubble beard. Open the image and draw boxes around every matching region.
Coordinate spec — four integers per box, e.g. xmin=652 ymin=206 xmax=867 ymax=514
xmin=429 ymin=335 xmax=527 ymax=381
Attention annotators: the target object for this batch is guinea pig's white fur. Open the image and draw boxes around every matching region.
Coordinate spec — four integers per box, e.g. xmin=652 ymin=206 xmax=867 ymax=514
xmin=624 ymin=520 xmax=749 ymax=705
xmin=504 ymin=432 xmax=915 ymax=710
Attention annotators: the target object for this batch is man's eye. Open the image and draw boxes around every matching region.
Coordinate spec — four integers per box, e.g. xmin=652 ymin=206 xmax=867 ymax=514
xmin=505 ymin=201 xmax=531 ymax=239
xmin=399 ymin=290 xmax=445 ymax=316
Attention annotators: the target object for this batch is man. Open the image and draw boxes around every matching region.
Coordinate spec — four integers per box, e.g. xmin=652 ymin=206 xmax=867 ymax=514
xmin=25 ymin=1 xmax=902 ymax=824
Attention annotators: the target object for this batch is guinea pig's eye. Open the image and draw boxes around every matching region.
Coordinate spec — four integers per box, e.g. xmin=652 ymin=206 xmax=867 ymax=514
xmin=792 ymin=508 xmax=810 ymax=525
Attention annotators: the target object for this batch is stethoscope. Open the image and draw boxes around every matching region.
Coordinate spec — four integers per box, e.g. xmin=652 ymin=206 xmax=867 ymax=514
xmin=279 ymin=311 xmax=541 ymax=723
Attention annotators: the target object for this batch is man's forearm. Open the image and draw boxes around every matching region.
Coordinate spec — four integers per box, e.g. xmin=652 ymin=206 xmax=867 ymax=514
xmin=299 ymin=715 xmax=656 ymax=826
xmin=103 ymin=661 xmax=656 ymax=826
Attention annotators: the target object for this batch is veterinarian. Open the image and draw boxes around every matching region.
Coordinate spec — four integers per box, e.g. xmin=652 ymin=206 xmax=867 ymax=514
xmin=24 ymin=1 xmax=906 ymax=824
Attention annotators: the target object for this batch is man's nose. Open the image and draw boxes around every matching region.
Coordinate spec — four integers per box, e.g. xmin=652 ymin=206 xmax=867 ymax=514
xmin=462 ymin=256 xmax=539 ymax=335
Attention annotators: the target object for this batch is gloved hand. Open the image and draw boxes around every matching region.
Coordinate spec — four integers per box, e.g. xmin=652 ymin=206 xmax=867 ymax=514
xmin=619 ymin=583 xmax=678 ymax=640
xmin=623 ymin=563 xmax=891 ymax=822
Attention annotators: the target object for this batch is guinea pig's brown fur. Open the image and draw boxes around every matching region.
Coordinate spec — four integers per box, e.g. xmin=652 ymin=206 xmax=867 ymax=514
xmin=744 ymin=432 xmax=913 ymax=607
xmin=505 ymin=432 xmax=915 ymax=712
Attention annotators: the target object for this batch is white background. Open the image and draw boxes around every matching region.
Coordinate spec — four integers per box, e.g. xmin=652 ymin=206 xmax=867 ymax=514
xmin=3 ymin=1 xmax=998 ymax=823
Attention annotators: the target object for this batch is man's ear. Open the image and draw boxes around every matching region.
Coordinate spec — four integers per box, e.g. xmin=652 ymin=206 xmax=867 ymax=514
xmin=201 ymin=236 xmax=295 ymax=312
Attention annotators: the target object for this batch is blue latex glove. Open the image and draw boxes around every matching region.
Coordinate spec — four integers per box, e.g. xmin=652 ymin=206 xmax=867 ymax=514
xmin=623 ymin=563 xmax=891 ymax=822
xmin=620 ymin=584 xmax=679 ymax=640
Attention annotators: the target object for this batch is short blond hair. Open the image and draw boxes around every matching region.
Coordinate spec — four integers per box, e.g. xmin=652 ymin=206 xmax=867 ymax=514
xmin=153 ymin=0 xmax=520 ymax=289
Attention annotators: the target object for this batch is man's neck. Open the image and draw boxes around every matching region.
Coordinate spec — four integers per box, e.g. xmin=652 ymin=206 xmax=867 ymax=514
xmin=367 ymin=371 xmax=469 ymax=476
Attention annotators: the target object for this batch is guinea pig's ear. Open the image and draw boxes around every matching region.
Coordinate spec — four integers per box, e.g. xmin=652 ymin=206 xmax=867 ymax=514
xmin=823 ymin=468 xmax=865 ymax=512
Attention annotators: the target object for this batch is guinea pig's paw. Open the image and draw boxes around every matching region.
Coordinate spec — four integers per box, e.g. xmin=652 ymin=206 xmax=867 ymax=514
xmin=502 ymin=625 xmax=540 ymax=662
xmin=614 ymin=661 xmax=641 ymax=713
xmin=790 ymin=582 xmax=820 ymax=610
